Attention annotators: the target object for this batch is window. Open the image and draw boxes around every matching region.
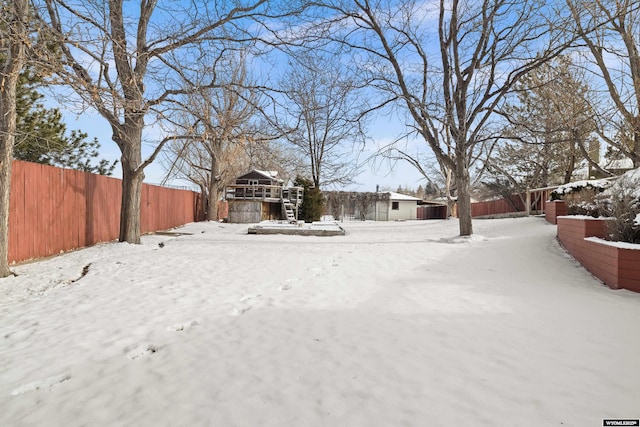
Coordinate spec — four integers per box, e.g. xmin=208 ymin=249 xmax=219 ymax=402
xmin=392 ymin=201 xmax=399 ymax=210
xmin=248 ymin=179 xmax=259 ymax=186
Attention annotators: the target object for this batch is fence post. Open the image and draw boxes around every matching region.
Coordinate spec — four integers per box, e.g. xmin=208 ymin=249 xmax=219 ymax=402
xmin=525 ymin=188 xmax=531 ymax=216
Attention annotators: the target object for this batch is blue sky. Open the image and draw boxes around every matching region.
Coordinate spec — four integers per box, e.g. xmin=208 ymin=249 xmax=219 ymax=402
xmin=59 ymin=103 xmax=428 ymax=192
xmin=38 ymin=0 xmax=435 ymax=193
xmin=39 ymin=0 xmax=638 ymax=196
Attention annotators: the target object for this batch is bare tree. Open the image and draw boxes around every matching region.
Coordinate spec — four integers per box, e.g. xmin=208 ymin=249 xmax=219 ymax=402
xmin=311 ymin=0 xmax=573 ymax=235
xmin=163 ymin=132 xmax=249 ymax=220
xmin=242 ymin=137 xmax=308 ymax=183
xmin=36 ymin=0 xmax=306 ymax=243
xmin=379 ymin=127 xmax=493 ymax=218
xmin=568 ymin=0 xmax=640 ymax=167
xmin=0 ymin=0 xmax=28 ymax=277
xmin=162 ymin=51 xmax=265 ymax=221
xmin=278 ymin=50 xmax=366 ymax=188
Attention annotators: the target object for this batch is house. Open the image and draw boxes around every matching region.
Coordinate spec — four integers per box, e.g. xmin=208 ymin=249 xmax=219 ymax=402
xmin=324 ymin=190 xmax=422 ymax=221
xmin=576 ymin=158 xmax=635 ymax=180
xmin=224 ymin=170 xmax=303 ymax=223
xmin=371 ymin=191 xmax=422 ymax=221
xmin=601 ymin=158 xmax=635 ymax=176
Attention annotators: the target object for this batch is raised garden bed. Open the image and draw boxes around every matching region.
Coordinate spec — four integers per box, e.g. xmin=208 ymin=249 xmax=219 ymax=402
xmin=248 ymin=221 xmax=346 ymax=236
xmin=557 ymin=216 xmax=640 ymax=293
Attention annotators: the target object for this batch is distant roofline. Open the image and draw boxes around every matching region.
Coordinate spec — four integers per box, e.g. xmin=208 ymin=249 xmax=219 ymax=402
xmin=241 ymin=169 xmax=283 ymax=183
xmin=385 ymin=191 xmax=422 ymax=201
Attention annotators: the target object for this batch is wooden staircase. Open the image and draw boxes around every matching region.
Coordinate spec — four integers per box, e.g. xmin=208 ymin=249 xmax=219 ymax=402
xmin=282 ymin=200 xmax=297 ymax=223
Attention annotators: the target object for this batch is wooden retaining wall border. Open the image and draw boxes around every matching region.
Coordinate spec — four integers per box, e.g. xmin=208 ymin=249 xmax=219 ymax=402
xmin=545 ymin=200 xmax=567 ymax=224
xmin=557 ymin=216 xmax=640 ymax=293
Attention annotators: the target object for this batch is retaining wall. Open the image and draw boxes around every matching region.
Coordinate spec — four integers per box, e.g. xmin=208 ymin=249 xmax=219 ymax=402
xmin=545 ymin=200 xmax=567 ymax=224
xmin=557 ymin=216 xmax=640 ymax=293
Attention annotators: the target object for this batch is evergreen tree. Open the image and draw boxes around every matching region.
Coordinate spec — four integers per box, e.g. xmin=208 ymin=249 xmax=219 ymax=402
xmin=49 ymin=131 xmax=117 ymax=175
xmin=13 ymin=67 xmax=116 ymax=175
xmin=489 ymin=55 xmax=598 ymax=192
xmin=294 ymin=176 xmax=325 ymax=223
xmin=14 ymin=69 xmax=65 ymax=162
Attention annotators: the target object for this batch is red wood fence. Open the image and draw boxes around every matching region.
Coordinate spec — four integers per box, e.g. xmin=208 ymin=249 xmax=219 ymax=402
xmin=471 ymin=195 xmax=526 ymax=217
xmin=417 ymin=204 xmax=448 ymax=219
xmin=9 ymin=160 xmax=203 ymax=264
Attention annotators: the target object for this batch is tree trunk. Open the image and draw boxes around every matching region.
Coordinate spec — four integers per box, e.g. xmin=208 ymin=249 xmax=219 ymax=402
xmin=0 ymin=0 xmax=28 ymax=277
xmin=119 ymin=161 xmax=144 ymax=243
xmin=456 ymin=156 xmax=473 ymax=236
xmin=118 ymin=135 xmax=145 ymax=243
xmin=0 ymin=100 xmax=17 ymax=278
xmin=206 ymin=155 xmax=220 ymax=221
xmin=634 ymin=122 xmax=640 ymax=168
xmin=563 ymin=141 xmax=577 ymax=184
xmin=563 ymin=160 xmax=574 ymax=184
xmin=444 ymin=167 xmax=454 ymax=219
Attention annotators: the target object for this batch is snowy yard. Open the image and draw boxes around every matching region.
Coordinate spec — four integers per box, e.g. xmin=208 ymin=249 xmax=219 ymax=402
xmin=1 ymin=217 xmax=639 ymax=426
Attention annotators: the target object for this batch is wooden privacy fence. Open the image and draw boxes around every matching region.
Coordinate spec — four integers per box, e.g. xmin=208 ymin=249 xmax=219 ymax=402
xmin=9 ymin=160 xmax=203 ymax=264
xmin=416 ymin=192 xmax=551 ymax=220
xmin=471 ymin=195 xmax=526 ymax=217
xmin=417 ymin=204 xmax=448 ymax=220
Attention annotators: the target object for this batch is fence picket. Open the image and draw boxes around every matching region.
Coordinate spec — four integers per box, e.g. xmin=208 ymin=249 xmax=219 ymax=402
xmin=8 ymin=160 xmax=203 ymax=264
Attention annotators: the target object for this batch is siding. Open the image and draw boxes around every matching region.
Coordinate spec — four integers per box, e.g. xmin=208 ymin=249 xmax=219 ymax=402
xmin=388 ymin=201 xmax=418 ymax=221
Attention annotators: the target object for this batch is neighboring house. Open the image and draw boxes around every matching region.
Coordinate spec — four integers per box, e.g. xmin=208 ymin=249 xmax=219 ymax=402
xmin=578 ymin=158 xmax=635 ymax=179
xmin=224 ymin=169 xmax=303 ymax=223
xmin=371 ymin=191 xmax=422 ymax=221
xmin=602 ymin=158 xmax=635 ymax=176
xmin=324 ymin=190 xmax=423 ymax=221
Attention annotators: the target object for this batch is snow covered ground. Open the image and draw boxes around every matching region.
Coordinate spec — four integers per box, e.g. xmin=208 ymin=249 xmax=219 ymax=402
xmin=1 ymin=217 xmax=639 ymax=426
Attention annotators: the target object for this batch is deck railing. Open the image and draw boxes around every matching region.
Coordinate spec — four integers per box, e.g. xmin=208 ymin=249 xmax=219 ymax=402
xmin=224 ymin=184 xmax=304 ymax=205
xmin=283 ymin=186 xmax=304 ymax=205
xmin=225 ymin=184 xmax=282 ymax=200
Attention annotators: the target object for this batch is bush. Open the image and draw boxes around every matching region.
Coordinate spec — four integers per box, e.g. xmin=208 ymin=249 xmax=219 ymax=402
xmin=596 ymin=168 xmax=640 ymax=243
xmin=564 ymin=188 xmax=600 ymax=217
xmin=550 ymin=179 xmax=610 ymax=201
